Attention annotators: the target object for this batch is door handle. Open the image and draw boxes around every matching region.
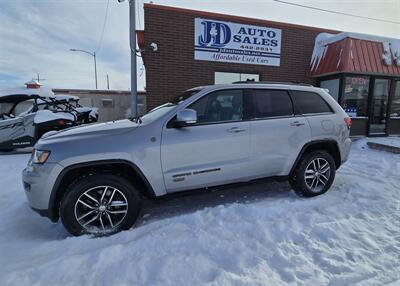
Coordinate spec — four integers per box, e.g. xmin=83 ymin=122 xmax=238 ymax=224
xmin=227 ymin=127 xmax=246 ymax=133
xmin=290 ymin=121 xmax=306 ymax=127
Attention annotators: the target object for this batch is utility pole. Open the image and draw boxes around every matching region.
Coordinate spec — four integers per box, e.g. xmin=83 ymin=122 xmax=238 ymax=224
xmin=129 ymin=0 xmax=137 ymax=117
xmin=107 ymin=74 xmax=110 ymax=90
xmin=117 ymin=0 xmax=137 ymax=117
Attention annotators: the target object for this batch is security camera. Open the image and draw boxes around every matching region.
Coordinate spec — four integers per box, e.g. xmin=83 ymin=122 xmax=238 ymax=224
xmin=150 ymin=42 xmax=158 ymax=52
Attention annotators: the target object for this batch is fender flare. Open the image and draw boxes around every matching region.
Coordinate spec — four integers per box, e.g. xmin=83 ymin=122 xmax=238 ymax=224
xmin=289 ymin=139 xmax=341 ymax=177
xmin=48 ymin=159 xmax=155 ymax=221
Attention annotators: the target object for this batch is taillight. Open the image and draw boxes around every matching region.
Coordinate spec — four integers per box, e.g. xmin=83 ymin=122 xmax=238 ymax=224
xmin=58 ymin=120 xmax=65 ymax=126
xmin=344 ymin=117 xmax=352 ymax=129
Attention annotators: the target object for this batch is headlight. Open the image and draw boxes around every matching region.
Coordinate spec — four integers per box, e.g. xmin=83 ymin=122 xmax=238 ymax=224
xmin=31 ymin=149 xmax=51 ymax=164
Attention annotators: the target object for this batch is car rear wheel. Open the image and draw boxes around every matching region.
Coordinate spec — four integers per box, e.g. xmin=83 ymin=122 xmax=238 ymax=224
xmin=60 ymin=173 xmax=141 ymax=236
xmin=289 ymin=150 xmax=336 ymax=197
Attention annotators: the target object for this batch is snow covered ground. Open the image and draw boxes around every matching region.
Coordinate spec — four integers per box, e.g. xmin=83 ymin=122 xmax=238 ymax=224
xmin=0 ymin=139 xmax=399 ymax=285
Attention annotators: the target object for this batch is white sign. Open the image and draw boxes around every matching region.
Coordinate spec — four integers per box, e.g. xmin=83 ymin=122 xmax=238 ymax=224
xmin=195 ymin=18 xmax=282 ymax=66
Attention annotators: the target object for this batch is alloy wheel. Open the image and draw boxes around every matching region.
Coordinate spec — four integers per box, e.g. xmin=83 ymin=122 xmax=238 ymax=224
xmin=304 ymin=158 xmax=331 ymax=193
xmin=74 ymin=186 xmax=129 ymax=234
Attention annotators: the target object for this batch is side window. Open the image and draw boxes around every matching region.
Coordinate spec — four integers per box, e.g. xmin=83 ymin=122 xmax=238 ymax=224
xmin=291 ymin=91 xmax=332 ymax=114
xmin=188 ymin=89 xmax=243 ymax=124
xmin=253 ymin=89 xmax=293 ymax=118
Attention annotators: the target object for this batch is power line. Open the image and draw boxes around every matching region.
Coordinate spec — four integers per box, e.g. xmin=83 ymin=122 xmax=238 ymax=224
xmin=96 ymin=0 xmax=111 ymax=53
xmin=272 ymin=0 xmax=400 ymax=25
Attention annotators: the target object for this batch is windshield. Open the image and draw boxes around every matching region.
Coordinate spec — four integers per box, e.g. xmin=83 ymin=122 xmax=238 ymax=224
xmin=139 ymin=88 xmax=204 ymax=123
xmin=0 ymin=100 xmax=33 ymax=116
xmin=0 ymin=103 xmax=14 ymax=115
xmin=140 ymin=104 xmax=176 ymax=122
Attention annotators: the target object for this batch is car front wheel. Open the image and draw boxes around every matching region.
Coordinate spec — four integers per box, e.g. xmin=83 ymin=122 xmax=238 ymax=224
xmin=60 ymin=173 xmax=141 ymax=236
xmin=289 ymin=150 xmax=336 ymax=197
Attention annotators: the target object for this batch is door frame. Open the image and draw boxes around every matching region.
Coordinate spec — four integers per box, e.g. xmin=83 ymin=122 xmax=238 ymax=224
xmin=367 ymin=76 xmax=393 ymax=136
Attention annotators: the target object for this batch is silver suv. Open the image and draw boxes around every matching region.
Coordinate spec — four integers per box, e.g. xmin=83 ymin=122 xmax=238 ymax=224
xmin=23 ymin=83 xmax=352 ymax=236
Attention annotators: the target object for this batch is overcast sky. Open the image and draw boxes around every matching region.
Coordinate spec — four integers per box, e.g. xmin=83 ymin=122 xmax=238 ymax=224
xmin=0 ymin=0 xmax=399 ymax=91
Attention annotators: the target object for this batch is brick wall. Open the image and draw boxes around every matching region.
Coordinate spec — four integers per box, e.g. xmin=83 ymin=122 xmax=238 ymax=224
xmin=143 ymin=4 xmax=338 ymax=110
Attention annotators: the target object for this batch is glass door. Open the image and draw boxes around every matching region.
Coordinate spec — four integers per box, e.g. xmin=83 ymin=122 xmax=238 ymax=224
xmin=369 ymin=79 xmax=390 ymax=135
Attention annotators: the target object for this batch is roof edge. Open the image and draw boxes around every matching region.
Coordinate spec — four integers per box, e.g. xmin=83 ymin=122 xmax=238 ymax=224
xmin=52 ymin=88 xmax=146 ymax=94
xmin=143 ymin=3 xmax=339 ymax=34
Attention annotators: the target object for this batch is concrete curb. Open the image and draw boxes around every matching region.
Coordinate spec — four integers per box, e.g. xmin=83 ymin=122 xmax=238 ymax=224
xmin=367 ymin=142 xmax=400 ymax=154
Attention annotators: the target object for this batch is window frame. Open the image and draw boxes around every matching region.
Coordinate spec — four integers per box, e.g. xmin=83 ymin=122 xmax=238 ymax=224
xmin=168 ymin=88 xmax=252 ymax=128
xmin=249 ymin=88 xmax=295 ymax=120
xmin=289 ymin=90 xmax=334 ymax=116
xmin=101 ymin=98 xmax=114 ymax=108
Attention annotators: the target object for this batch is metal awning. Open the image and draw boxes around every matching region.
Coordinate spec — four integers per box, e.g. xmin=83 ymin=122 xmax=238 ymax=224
xmin=310 ymin=33 xmax=400 ymax=77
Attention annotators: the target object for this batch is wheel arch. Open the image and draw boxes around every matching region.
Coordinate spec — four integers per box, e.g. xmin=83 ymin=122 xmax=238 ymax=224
xmin=290 ymin=139 xmax=341 ymax=177
xmin=48 ymin=159 xmax=156 ymax=222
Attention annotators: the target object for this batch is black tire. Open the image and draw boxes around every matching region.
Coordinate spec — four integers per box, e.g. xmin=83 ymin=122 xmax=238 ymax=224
xmin=289 ymin=150 xmax=336 ymax=197
xmin=60 ymin=173 xmax=141 ymax=236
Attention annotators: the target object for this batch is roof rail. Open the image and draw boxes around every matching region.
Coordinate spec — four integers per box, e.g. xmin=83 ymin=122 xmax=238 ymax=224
xmin=232 ymin=81 xmax=314 ymax=87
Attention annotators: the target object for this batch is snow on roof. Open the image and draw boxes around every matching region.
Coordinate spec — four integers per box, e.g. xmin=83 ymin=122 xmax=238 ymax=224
xmin=52 ymin=94 xmax=80 ymax=101
xmin=311 ymin=32 xmax=400 ymax=71
xmin=0 ymin=86 xmax=54 ymax=98
xmin=24 ymin=79 xmax=42 ymax=86
xmin=0 ymin=88 xmax=80 ymax=103
xmin=34 ymin=110 xmax=76 ymax=124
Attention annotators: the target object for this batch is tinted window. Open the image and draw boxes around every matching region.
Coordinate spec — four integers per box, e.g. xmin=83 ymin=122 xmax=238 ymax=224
xmin=189 ymin=90 xmax=243 ymax=124
xmin=291 ymin=91 xmax=332 ymax=114
xmin=253 ymin=89 xmax=293 ymax=118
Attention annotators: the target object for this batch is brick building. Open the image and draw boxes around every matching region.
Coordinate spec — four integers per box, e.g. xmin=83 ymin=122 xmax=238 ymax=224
xmin=140 ymin=4 xmax=400 ymax=137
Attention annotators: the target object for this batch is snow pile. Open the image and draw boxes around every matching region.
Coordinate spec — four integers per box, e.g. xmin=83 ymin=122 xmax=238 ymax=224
xmin=34 ymin=110 xmax=76 ymax=124
xmin=0 ymin=139 xmax=399 ymax=285
xmin=368 ymin=136 xmax=400 ymax=149
xmin=311 ymin=32 xmax=400 ymax=71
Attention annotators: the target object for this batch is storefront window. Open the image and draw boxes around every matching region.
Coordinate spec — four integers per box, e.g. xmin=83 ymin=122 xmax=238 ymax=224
xmin=214 ymin=72 xmax=259 ymax=84
xmin=342 ymin=76 xmax=370 ymax=117
xmin=390 ymin=81 xmax=400 ymax=118
xmin=320 ymin=78 xmax=340 ymax=101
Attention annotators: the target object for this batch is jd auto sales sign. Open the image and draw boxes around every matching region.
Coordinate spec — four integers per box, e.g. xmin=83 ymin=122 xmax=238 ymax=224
xmin=195 ymin=18 xmax=282 ymax=66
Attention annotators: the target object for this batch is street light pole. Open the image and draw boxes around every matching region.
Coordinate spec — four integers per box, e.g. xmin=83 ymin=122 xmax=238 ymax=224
xmin=70 ymin=48 xmax=98 ymax=89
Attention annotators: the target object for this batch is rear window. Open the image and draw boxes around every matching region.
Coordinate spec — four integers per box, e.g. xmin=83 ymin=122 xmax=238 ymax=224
xmin=253 ymin=89 xmax=293 ymax=118
xmin=291 ymin=91 xmax=332 ymax=114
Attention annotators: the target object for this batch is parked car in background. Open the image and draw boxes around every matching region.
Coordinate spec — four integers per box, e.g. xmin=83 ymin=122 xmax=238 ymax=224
xmin=23 ymin=82 xmax=352 ymax=236
xmin=0 ymin=93 xmax=98 ymax=151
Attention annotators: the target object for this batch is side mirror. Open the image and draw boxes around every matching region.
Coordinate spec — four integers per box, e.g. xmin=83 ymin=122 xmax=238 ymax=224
xmin=174 ymin=109 xmax=197 ymax=127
